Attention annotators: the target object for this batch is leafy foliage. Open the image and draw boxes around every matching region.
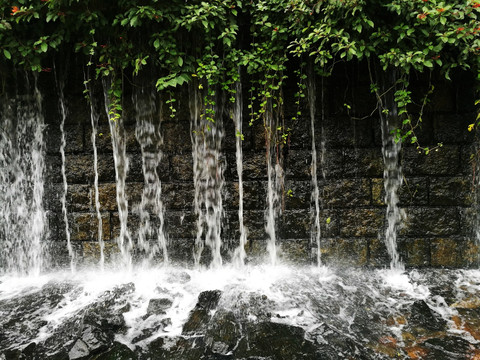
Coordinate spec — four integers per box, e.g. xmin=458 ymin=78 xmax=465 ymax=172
xmin=1 ymin=0 xmax=479 ymax=145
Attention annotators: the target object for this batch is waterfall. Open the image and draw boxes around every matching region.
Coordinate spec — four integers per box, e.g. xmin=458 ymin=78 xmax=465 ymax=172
xmin=134 ymin=87 xmax=168 ymax=265
xmin=103 ymin=80 xmax=132 ymax=269
xmin=380 ymin=73 xmax=404 ymax=271
xmin=0 ymin=78 xmax=47 ymax=276
xmin=190 ymin=87 xmax=225 ymax=268
xmin=85 ymin=78 xmax=105 ymax=269
xmin=55 ymin=71 xmax=75 ymax=272
xmin=308 ymin=75 xmax=322 ymax=266
xmin=232 ymin=81 xmax=247 ymax=266
xmin=264 ymin=104 xmax=284 ymax=266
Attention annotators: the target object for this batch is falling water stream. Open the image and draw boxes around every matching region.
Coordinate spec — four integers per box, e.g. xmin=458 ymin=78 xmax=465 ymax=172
xmin=1 ymin=76 xmax=480 ymax=359
xmin=134 ymin=87 xmax=168 ymax=265
xmin=232 ymin=81 xmax=247 ymax=266
xmin=103 ymin=80 xmax=133 ymax=269
xmin=0 ymin=77 xmax=47 ymax=276
xmin=264 ymin=104 xmax=284 ymax=266
xmin=190 ymin=87 xmax=225 ymax=268
xmin=380 ymin=78 xmax=405 ymax=271
xmin=308 ymin=75 xmax=322 ymax=266
xmin=55 ymin=71 xmax=75 ymax=272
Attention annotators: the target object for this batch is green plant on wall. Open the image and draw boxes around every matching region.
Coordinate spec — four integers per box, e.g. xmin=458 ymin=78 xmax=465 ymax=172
xmin=1 ymin=0 xmax=479 ymax=146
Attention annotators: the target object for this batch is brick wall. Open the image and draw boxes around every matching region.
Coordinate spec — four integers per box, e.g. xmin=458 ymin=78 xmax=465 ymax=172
xmin=42 ymin=66 xmax=479 ymax=268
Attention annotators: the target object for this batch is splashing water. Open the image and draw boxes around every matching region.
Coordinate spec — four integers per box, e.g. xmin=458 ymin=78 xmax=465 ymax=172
xmin=103 ymin=80 xmax=132 ymax=269
xmin=0 ymin=78 xmax=48 ymax=276
xmin=232 ymin=81 xmax=247 ymax=267
xmin=1 ymin=265 xmax=479 ymax=359
xmin=190 ymin=87 xmax=225 ymax=268
xmin=134 ymin=87 xmax=168 ymax=265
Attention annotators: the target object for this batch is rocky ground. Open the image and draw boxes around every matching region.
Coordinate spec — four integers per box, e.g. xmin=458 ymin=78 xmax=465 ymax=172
xmin=1 ymin=266 xmax=480 ymax=359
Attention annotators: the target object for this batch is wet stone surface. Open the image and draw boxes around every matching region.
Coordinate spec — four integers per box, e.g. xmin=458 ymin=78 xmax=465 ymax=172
xmin=1 ymin=267 xmax=480 ymax=360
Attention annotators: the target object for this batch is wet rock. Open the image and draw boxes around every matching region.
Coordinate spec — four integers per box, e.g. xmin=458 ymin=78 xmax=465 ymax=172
xmin=309 ymin=323 xmax=383 ymax=360
xmin=422 ymin=336 xmax=475 ymax=360
xmin=80 ymin=326 xmax=110 ymax=353
xmin=90 ymin=342 xmax=136 ymax=360
xmin=204 ymin=310 xmax=242 ymax=356
xmin=146 ymin=298 xmax=173 ymax=316
xmin=68 ymin=339 xmax=89 ymax=360
xmin=182 ymin=290 xmax=222 ymax=335
xmin=132 ymin=319 xmax=171 ymax=343
xmin=234 ymin=322 xmax=318 ymax=359
xmin=408 ymin=300 xmax=447 ymax=332
xmin=146 ymin=336 xmax=206 ymax=360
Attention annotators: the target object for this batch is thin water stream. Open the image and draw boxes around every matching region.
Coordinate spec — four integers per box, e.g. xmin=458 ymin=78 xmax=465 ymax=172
xmin=55 ymin=70 xmax=75 ymax=272
xmin=232 ymin=81 xmax=247 ymax=266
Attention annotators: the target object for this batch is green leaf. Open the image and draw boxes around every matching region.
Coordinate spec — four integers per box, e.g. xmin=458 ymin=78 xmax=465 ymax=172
xmin=40 ymin=43 xmax=48 ymax=52
xmin=424 ymin=60 xmax=433 ymax=68
xmin=3 ymin=49 xmax=11 ymax=59
xmin=177 ymin=56 xmax=183 ymax=67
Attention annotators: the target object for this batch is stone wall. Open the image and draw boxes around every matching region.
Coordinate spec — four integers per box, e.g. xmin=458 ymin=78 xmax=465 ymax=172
xmin=42 ymin=66 xmax=479 ymax=268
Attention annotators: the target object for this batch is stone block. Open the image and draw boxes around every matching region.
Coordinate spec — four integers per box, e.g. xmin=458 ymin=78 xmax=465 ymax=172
xmin=85 ymin=123 xmax=113 ymax=153
xmin=67 ymin=184 xmax=92 ymax=212
xmin=68 ymin=212 xmax=110 ymax=242
xmin=460 ymin=144 xmax=475 ymax=176
xmin=397 ymin=238 xmax=431 ymax=267
xmin=164 ymin=211 xmax=197 ymax=239
xmin=284 ymin=181 xmax=310 ymax=209
xmin=279 ymin=210 xmax=310 ymax=239
xmin=321 ymin=148 xmax=344 ymax=179
xmin=244 ymin=210 xmax=267 ymax=240
xmin=278 ymin=240 xmax=310 ymax=264
xmin=400 ymin=207 xmax=460 ymax=237
xmin=434 ymin=114 xmax=476 ymax=144
xmin=65 ymin=154 xmax=94 ymax=183
xmin=45 ymin=155 xmax=63 ymax=184
xmin=46 ymin=123 xmax=84 ymax=155
xmin=340 ymin=209 xmax=384 ymax=237
xmin=430 ymin=238 xmax=463 ymax=267
xmin=126 ymin=154 xmax=144 ymax=182
xmin=285 ymin=150 xmax=311 ymax=179
xmin=224 ymin=181 xmax=267 ymax=211
xmin=319 ymin=209 xmax=339 ymax=238
xmin=97 ymin=183 xmax=117 ymax=211
xmin=165 ymin=238 xmax=196 ymax=265
xmin=82 ymin=241 xmax=120 ymax=264
xmin=320 ymin=238 xmax=368 ymax=266
xmin=343 ymin=148 xmax=383 ymax=178
xmin=323 ymin=179 xmax=371 ymax=207
xmin=371 ymin=177 xmax=429 ymax=206
xmin=162 ymin=183 xmax=194 ymax=210
xmin=162 ymin=121 xmax=192 ymax=153
xmin=402 ymin=145 xmax=460 ymax=176
xmin=242 ymin=151 xmax=268 ymax=180
xmin=171 ymin=154 xmax=193 ymax=181
xmin=97 ymin=154 xmax=116 ymax=182
xmin=287 ymin=114 xmax=311 ymax=150
xmin=322 ymin=115 xmax=373 ymax=148
xmin=430 ymin=177 xmax=473 ymax=206
xmin=368 ymin=237 xmax=390 ymax=267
